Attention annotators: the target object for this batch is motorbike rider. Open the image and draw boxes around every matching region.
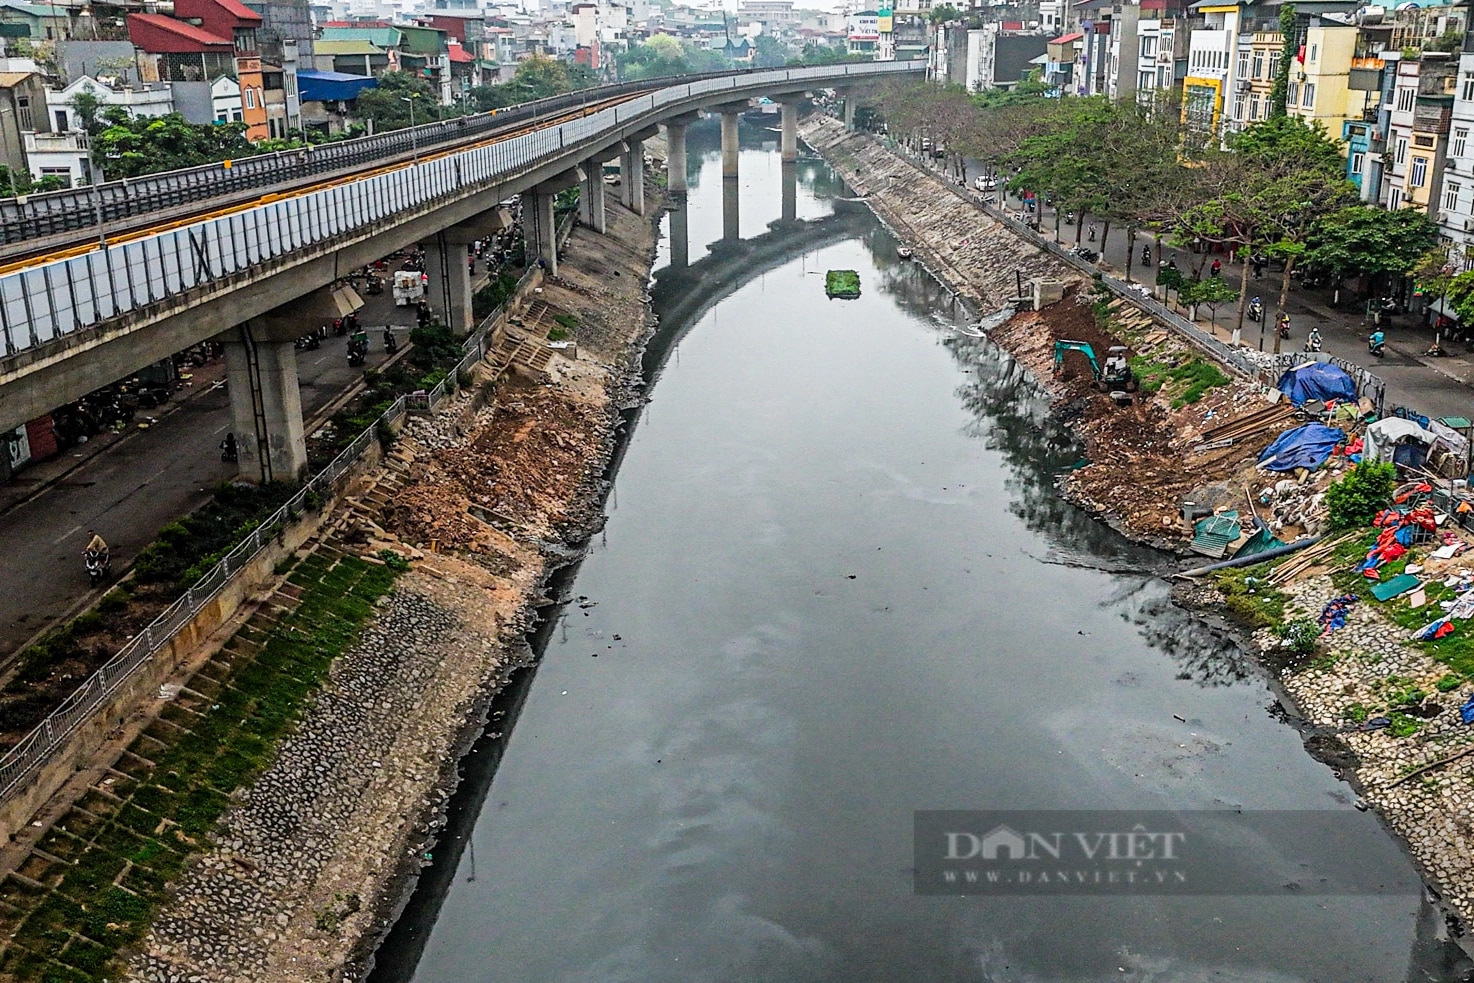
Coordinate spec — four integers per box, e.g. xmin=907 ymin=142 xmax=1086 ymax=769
xmin=1305 ymin=326 xmax=1322 ymax=352
xmin=1248 ymin=296 xmax=1263 ymax=321
xmin=83 ymin=530 xmax=110 ymax=577
xmin=220 ymin=432 xmax=238 ymax=463
xmin=1277 ymin=313 xmax=1291 ymax=339
xmin=385 ymin=328 xmax=399 ymax=354
xmin=1369 ymin=329 xmax=1386 ymax=356
xmin=1140 ymin=244 xmax=1152 ymax=267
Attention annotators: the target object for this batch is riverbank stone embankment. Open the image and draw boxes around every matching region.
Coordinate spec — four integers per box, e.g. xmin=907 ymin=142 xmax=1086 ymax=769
xmin=117 ymin=195 xmax=664 ymax=982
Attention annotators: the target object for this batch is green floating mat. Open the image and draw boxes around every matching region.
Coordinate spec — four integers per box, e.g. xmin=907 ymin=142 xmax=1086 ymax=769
xmin=825 ymin=270 xmax=861 ymax=298
xmin=1371 ymin=574 xmax=1421 ymax=602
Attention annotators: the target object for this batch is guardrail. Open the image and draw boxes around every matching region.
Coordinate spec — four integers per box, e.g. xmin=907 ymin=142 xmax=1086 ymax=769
xmin=0 ymin=64 xmax=903 ymax=250
xmin=1 ymin=60 xmax=919 ymax=361
xmin=0 ymin=392 xmax=410 ymax=800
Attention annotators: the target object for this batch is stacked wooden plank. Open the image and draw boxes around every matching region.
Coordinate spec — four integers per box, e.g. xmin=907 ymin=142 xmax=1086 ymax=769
xmin=1191 ymin=403 xmax=1296 ymax=455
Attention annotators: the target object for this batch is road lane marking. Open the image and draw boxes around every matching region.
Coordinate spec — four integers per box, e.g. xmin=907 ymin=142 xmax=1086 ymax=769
xmin=54 ymin=524 xmax=82 ymax=544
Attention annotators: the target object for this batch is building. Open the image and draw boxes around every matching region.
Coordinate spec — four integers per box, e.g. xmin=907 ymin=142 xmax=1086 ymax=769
xmin=1435 ymin=29 xmax=1474 ymax=268
xmin=127 ymin=0 xmax=271 ymax=139
xmin=0 ymin=1 xmax=71 ymax=42
xmin=1287 ymin=24 xmax=1377 ymax=138
xmin=212 ymin=74 xmax=243 ymax=122
xmin=1132 ymin=8 xmax=1188 ymax=106
xmin=0 ymin=69 xmax=48 ymax=182
xmin=848 ymin=9 xmax=880 ymax=57
xmin=1181 ymin=0 xmax=1250 ymax=137
xmin=1224 ymin=29 xmax=1280 ymax=136
xmin=1045 ymin=31 xmax=1081 ymax=90
xmin=1105 ymin=2 xmax=1140 ymax=102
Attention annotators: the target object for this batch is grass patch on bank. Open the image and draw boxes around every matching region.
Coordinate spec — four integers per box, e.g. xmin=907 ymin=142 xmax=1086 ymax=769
xmin=1213 ymin=564 xmax=1287 ymax=629
xmin=0 ymin=550 xmax=398 ymax=981
xmin=1130 ymin=357 xmax=1229 ymax=406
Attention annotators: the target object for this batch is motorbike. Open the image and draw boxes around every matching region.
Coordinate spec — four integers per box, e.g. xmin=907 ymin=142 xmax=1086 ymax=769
xmin=1277 ymin=316 xmax=1291 ymax=340
xmin=1369 ymin=330 xmax=1386 ymax=358
xmin=220 ymin=433 xmax=238 ymax=463
xmin=332 ymin=318 xmax=346 ymax=337
xmin=348 ymin=332 xmax=369 ymax=367
xmin=1247 ymin=298 xmax=1263 ymax=323
xmin=295 ymin=333 xmax=321 ymax=352
xmin=1304 ymin=330 xmax=1322 ymax=354
xmin=1071 ymin=246 xmax=1099 ymax=263
xmin=1140 ymin=245 xmax=1152 ymax=268
xmin=84 ymin=548 xmax=110 ymax=587
xmin=384 ymin=330 xmax=399 ymax=355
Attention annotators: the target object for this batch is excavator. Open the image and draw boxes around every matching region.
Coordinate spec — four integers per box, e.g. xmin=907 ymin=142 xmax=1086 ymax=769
xmin=1052 ymin=341 xmax=1137 ymax=398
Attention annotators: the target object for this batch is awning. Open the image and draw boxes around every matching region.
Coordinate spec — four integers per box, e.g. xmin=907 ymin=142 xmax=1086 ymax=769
xmin=297 ymin=69 xmax=378 ymax=103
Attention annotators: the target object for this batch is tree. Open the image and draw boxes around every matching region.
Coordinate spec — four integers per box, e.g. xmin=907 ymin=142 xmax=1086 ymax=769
xmin=91 ymin=110 xmax=253 ymax=179
xmin=1229 ymin=114 xmax=1345 ymax=179
xmin=1181 ymin=275 xmax=1239 ymax=329
xmin=70 ymin=90 xmax=105 ymax=135
xmin=1268 ymin=4 xmax=1297 ymax=118
xmin=354 ymin=71 xmax=441 ymax=131
xmin=1306 ymin=205 xmax=1440 ymax=295
xmin=753 ymin=34 xmax=789 ymax=68
xmin=929 ymin=4 xmax=962 ymax=23
xmin=507 ymin=53 xmax=573 ymax=101
xmin=619 ymin=34 xmax=692 ymax=79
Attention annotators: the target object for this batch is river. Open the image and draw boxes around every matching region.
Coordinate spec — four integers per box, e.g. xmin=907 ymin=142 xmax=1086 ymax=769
xmin=371 ymin=118 xmax=1468 ymax=983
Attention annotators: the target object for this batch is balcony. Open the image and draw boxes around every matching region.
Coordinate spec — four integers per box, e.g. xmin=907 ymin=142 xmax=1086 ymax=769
xmin=22 ymin=132 xmax=89 ymax=154
xmin=1415 ymin=94 xmax=1454 ymax=133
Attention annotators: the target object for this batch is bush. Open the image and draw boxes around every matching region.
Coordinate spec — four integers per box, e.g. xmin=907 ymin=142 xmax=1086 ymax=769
xmin=1326 ymin=462 xmax=1396 ymax=530
xmin=1276 ymin=617 xmax=1320 ymax=657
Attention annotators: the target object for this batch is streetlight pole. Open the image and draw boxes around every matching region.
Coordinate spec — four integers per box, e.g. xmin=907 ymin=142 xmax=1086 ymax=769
xmin=401 ymin=95 xmax=418 ymax=163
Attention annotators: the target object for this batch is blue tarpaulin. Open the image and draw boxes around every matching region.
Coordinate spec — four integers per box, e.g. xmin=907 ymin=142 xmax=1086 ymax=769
xmin=1276 ymin=362 xmax=1358 ymax=407
xmin=1257 ymin=423 xmax=1346 ymax=471
xmin=297 ymin=70 xmax=378 ymax=104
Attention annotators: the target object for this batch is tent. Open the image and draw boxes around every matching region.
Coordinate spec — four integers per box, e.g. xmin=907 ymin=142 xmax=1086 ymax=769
xmin=1362 ymin=417 xmax=1437 ymax=465
xmin=1257 ymin=423 xmax=1346 ymax=472
xmin=1276 ymin=361 xmax=1358 ymax=407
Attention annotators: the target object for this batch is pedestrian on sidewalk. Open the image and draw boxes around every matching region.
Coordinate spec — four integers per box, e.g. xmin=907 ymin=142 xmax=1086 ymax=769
xmin=1252 ymin=254 xmax=1265 ymax=278
xmin=1210 ymin=259 xmax=1222 ymax=279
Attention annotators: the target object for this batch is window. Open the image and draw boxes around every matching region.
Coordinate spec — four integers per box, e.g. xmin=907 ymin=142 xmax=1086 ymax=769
xmin=1139 ymin=70 xmax=1154 ymax=90
xmin=1390 ymin=186 xmax=1404 ymax=209
xmin=1287 ymin=81 xmax=1299 ymax=105
xmin=1308 ymin=42 xmax=1318 ymax=63
xmin=216 ymin=112 xmax=228 ymax=123
xmin=15 ymin=95 xmax=30 ymax=131
xmin=1302 ymin=82 xmax=1315 ymax=107
xmin=39 ymin=167 xmax=70 ymax=188
xmin=1457 ymin=127 xmax=1470 ymax=159
xmin=1251 ymin=50 xmax=1264 ymax=78
xmin=244 ymin=88 xmax=256 ymax=109
xmin=1249 ymin=94 xmax=1261 ymax=120
xmin=1397 ymin=86 xmax=1415 ymax=112
xmin=53 ymin=109 xmax=66 ymax=131
xmin=1232 ymin=93 xmax=1246 ymax=119
xmin=1415 ymin=134 xmax=1436 ymax=148
xmin=1142 ymin=35 xmax=1156 ymax=57
xmin=1465 ymin=76 xmax=1474 ymax=101
xmin=1396 ymin=136 xmax=1409 ymax=165
xmin=1445 ymin=180 xmax=1461 ymax=212
xmin=1411 ymin=156 xmax=1428 ymax=187
xmin=1351 ymin=151 xmax=1366 ymax=175
xmin=1269 ymin=51 xmax=1281 ymax=78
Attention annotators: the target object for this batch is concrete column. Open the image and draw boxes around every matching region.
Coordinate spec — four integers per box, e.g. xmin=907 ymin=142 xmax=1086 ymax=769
xmin=781 ymin=159 xmax=797 ymax=225
xmin=669 ymin=194 xmax=688 ymax=269
xmin=620 ymin=140 xmax=645 ymax=215
xmin=582 ymin=161 xmax=608 ymax=234
xmin=721 ymin=110 xmax=740 ymax=178
xmin=780 ymin=101 xmax=799 ymax=162
xmin=666 ymin=122 xmax=688 ymax=194
xmin=722 ymin=176 xmax=740 ymax=242
xmin=524 ymin=187 xmax=558 ymax=277
xmin=423 ymin=232 xmax=473 ymax=336
xmin=843 ymin=94 xmax=856 ymax=130
xmin=223 ymin=326 xmax=306 ymax=484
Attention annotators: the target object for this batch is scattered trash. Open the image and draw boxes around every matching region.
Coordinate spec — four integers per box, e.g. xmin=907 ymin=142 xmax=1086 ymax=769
xmin=1317 ymin=595 xmax=1358 ymax=633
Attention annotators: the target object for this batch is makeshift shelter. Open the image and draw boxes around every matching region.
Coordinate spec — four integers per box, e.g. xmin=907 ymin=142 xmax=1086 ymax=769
xmin=1257 ymin=424 xmax=1346 ymax=472
xmin=1363 ymin=418 xmax=1437 ymax=468
xmin=1276 ymin=362 xmax=1358 ymax=407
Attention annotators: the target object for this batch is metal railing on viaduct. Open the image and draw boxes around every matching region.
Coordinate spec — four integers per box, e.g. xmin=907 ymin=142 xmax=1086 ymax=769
xmin=0 ymin=62 xmax=918 ymax=364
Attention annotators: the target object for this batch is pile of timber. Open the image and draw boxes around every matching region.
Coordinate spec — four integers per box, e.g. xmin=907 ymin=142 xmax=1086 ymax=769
xmin=1192 ymin=403 xmax=1296 ymax=455
xmin=1267 ymin=531 xmax=1361 ymax=586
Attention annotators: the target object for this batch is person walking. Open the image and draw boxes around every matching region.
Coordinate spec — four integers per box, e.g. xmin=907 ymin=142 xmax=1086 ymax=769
xmin=1210 ymin=258 xmax=1222 ymax=279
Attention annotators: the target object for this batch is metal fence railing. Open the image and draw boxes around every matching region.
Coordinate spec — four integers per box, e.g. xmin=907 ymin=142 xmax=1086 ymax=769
xmin=0 ymin=393 xmax=411 ymax=800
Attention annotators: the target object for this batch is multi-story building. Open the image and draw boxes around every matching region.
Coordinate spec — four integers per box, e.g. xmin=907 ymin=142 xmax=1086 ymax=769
xmin=1105 ymin=2 xmax=1141 ymax=102
xmin=1072 ymin=0 xmax=1116 ymax=96
xmin=1182 ymin=0 xmax=1247 ymax=137
xmin=1436 ymin=30 xmax=1474 ymax=268
xmin=1045 ymin=30 xmax=1081 ymax=91
xmin=1287 ymin=24 xmax=1374 ymax=137
xmin=1377 ymin=53 xmax=1457 ymax=211
xmin=1224 ymin=29 xmax=1279 ymax=136
xmin=1133 ymin=7 xmax=1189 ymax=106
xmin=848 ymin=9 xmax=880 ymax=57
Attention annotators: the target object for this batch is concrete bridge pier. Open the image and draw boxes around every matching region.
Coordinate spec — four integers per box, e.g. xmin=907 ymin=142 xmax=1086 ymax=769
xmin=780 ymin=100 xmax=799 ymax=162
xmin=220 ymin=324 xmax=306 ymax=485
xmin=718 ymin=104 xmax=743 ymax=179
xmin=423 ymin=230 xmax=475 ymax=336
xmin=524 ymin=167 xmax=582 ymax=277
xmin=723 ymin=173 xmax=740 ymax=242
xmin=578 ymin=162 xmax=606 ymax=233
xmin=664 ymin=113 xmax=700 ymax=195
xmin=842 ymin=91 xmax=856 ymax=130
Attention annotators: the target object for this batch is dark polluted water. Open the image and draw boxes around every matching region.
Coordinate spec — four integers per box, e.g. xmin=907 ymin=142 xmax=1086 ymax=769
xmin=371 ymin=120 xmax=1469 ymax=983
